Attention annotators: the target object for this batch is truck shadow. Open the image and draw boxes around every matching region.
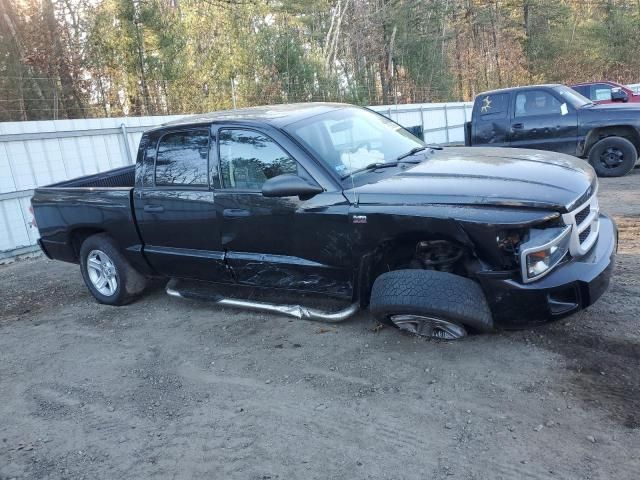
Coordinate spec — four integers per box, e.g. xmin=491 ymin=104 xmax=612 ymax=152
xmin=536 ymin=246 xmax=640 ymax=430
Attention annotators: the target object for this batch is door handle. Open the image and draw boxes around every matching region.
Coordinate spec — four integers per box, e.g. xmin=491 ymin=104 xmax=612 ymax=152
xmin=223 ymin=208 xmax=250 ymax=218
xmin=512 ymin=123 xmax=524 ymax=130
xmin=144 ymin=205 xmax=164 ymax=213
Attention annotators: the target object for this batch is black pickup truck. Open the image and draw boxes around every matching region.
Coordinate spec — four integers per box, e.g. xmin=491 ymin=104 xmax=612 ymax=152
xmin=464 ymin=84 xmax=640 ymax=177
xmin=32 ymin=103 xmax=616 ymax=339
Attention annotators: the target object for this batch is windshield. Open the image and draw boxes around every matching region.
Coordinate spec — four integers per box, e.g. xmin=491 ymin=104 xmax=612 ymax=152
xmin=553 ymin=85 xmax=592 ymax=108
xmin=285 ymin=107 xmax=424 ymax=178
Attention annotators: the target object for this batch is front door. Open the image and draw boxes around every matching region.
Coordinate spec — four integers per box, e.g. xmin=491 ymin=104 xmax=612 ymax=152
xmin=134 ymin=127 xmax=229 ymax=281
xmin=212 ymin=126 xmax=353 ymax=298
xmin=509 ymin=89 xmax=578 ymax=155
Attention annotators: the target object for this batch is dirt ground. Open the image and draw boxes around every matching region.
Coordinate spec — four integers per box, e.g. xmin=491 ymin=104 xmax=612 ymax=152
xmin=1 ymin=170 xmax=639 ymax=480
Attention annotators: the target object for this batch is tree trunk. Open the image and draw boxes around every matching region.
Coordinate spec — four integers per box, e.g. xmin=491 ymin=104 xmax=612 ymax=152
xmin=132 ymin=1 xmax=151 ymax=114
xmin=43 ymin=0 xmax=84 ymax=118
xmin=0 ymin=5 xmax=47 ymax=113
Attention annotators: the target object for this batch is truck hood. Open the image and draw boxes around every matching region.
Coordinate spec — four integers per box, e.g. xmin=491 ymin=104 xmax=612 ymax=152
xmin=579 ymin=103 xmax=640 ymax=121
xmin=346 ymin=147 xmax=596 ymax=212
xmin=584 ymin=103 xmax=640 ymax=112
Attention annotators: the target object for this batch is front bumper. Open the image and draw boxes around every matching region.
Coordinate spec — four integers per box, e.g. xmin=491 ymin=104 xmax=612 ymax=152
xmin=478 ymin=213 xmax=617 ymax=327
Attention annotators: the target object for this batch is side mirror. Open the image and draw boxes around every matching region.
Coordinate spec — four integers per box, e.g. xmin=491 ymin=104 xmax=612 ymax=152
xmin=611 ymin=87 xmax=629 ymax=103
xmin=262 ymin=174 xmax=323 ymax=199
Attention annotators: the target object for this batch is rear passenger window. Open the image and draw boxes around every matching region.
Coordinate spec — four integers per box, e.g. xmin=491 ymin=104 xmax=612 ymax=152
xmin=155 ymin=130 xmax=209 ymax=186
xmin=572 ymin=85 xmax=589 ymax=97
xmin=476 ymin=93 xmax=509 ymax=120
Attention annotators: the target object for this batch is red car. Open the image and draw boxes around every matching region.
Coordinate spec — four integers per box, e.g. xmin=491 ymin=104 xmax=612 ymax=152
xmin=571 ymin=81 xmax=640 ymax=104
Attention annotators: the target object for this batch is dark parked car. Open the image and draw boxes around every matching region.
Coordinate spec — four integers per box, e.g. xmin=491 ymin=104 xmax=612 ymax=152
xmin=464 ymin=84 xmax=640 ymax=177
xmin=32 ymin=103 xmax=616 ymax=339
xmin=571 ymin=81 xmax=640 ymax=104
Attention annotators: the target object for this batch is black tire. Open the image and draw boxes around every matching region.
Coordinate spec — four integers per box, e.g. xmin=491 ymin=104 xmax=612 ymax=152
xmin=588 ymin=137 xmax=637 ymax=177
xmin=369 ymin=269 xmax=494 ymax=335
xmin=79 ymin=233 xmax=148 ymax=306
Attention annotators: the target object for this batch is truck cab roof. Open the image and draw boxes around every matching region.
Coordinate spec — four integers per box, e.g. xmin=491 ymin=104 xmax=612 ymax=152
xmin=477 ymin=84 xmax=564 ymax=97
xmin=160 ymin=102 xmax=350 ymax=130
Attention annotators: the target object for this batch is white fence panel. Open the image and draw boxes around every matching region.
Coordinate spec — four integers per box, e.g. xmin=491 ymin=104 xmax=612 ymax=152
xmin=0 ymin=115 xmax=183 ymax=259
xmin=370 ymin=102 xmax=473 ymax=144
xmin=0 ymin=104 xmax=471 ymax=259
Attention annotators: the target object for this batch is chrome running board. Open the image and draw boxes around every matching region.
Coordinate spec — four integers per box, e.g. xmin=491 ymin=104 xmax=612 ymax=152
xmin=166 ymin=279 xmax=359 ymax=323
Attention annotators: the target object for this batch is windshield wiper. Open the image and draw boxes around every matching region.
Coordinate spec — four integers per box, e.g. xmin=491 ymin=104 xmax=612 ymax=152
xmin=396 ymin=145 xmax=443 ymax=162
xmin=341 ymin=162 xmax=399 ymax=179
xmin=340 ymin=159 xmax=423 ymax=179
xmin=396 ymin=146 xmax=427 ymax=161
xmin=340 ymin=145 xmax=441 ymax=180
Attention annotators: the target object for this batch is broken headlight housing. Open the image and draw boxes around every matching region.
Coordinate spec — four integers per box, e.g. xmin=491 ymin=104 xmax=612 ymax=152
xmin=519 ymin=226 xmax=572 ymax=283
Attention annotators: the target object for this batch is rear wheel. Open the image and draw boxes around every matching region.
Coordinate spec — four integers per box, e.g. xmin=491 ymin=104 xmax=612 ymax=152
xmin=79 ymin=233 xmax=148 ymax=305
xmin=588 ymin=137 xmax=636 ymax=177
xmin=369 ymin=269 xmax=494 ymax=339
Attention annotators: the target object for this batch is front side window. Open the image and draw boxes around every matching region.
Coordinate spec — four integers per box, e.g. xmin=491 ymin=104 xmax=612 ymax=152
xmin=593 ymin=84 xmax=613 ymax=101
xmin=218 ymin=129 xmax=297 ymax=190
xmin=515 ymin=90 xmax=562 ymax=117
xmin=155 ymin=130 xmax=209 ymax=186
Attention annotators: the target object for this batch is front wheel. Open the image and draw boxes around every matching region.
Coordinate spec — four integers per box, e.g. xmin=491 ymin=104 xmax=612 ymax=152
xmin=79 ymin=233 xmax=148 ymax=306
xmin=369 ymin=269 xmax=494 ymax=339
xmin=588 ymin=137 xmax=637 ymax=177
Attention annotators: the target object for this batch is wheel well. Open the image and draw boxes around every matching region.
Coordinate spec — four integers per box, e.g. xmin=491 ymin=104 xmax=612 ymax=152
xmin=358 ymin=235 xmax=472 ymax=307
xmin=69 ymin=228 xmax=105 ymax=260
xmin=584 ymin=126 xmax=640 ymax=156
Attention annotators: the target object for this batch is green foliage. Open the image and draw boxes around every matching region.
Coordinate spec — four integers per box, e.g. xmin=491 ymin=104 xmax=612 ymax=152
xmin=1 ymin=0 xmax=639 ymax=121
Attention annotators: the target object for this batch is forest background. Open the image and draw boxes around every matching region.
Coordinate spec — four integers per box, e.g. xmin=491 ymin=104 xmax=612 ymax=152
xmin=1 ymin=0 xmax=638 ymax=121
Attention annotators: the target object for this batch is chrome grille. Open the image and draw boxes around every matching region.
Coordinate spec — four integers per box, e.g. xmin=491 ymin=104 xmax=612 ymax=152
xmin=575 ymin=205 xmax=590 ymax=226
xmin=561 ymin=190 xmax=600 ymax=257
xmin=579 ymin=225 xmax=591 ymax=243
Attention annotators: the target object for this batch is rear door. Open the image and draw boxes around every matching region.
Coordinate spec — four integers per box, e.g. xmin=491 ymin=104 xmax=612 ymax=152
xmin=212 ymin=125 xmax=353 ymax=298
xmin=134 ymin=127 xmax=230 ymax=281
xmin=471 ymin=92 xmax=511 ymax=146
xmin=509 ymin=89 xmax=578 ymax=155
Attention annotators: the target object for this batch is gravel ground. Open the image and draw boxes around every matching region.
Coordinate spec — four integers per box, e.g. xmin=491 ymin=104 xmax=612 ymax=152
xmin=1 ymin=169 xmax=639 ymax=480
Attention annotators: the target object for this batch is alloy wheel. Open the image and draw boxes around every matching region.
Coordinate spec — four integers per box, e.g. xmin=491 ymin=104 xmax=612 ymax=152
xmin=389 ymin=314 xmax=467 ymax=340
xmin=87 ymin=250 xmax=118 ymax=296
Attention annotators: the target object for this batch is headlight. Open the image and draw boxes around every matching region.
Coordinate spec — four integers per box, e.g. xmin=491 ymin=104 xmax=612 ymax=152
xmin=519 ymin=226 xmax=571 ymax=283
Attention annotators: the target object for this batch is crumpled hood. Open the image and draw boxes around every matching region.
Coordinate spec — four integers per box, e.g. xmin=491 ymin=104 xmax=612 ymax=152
xmin=346 ymin=147 xmax=596 ymax=212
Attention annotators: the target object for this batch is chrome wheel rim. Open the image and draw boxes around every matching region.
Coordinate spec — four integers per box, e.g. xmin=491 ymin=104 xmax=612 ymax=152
xmin=389 ymin=314 xmax=467 ymax=340
xmin=87 ymin=250 xmax=118 ymax=297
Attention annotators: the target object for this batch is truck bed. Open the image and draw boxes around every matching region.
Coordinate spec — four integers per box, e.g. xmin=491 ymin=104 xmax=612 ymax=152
xmin=30 ymin=165 xmax=151 ymax=274
xmin=46 ymin=165 xmax=135 ymax=188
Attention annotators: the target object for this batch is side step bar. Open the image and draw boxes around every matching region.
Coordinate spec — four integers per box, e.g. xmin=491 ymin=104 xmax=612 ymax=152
xmin=166 ymin=279 xmax=359 ymax=323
